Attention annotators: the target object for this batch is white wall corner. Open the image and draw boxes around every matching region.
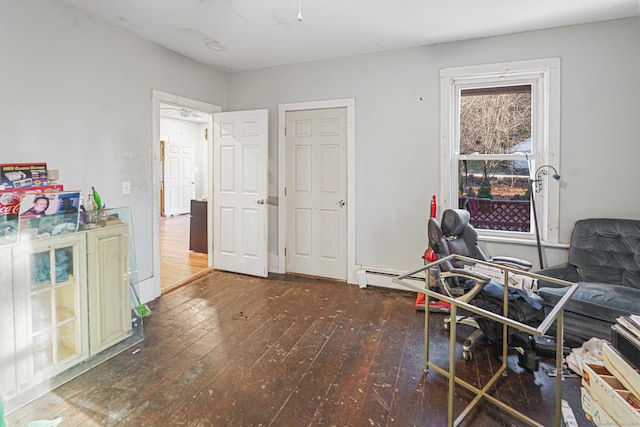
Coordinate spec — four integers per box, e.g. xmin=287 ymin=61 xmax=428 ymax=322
xmin=137 ymin=276 xmax=160 ymax=304
xmin=268 ymin=252 xmax=281 ymax=273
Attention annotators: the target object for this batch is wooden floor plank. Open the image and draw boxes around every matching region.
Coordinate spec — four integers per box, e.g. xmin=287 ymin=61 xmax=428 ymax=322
xmin=160 ymin=214 xmax=209 ymax=293
xmin=7 ymin=272 xmax=589 ymax=427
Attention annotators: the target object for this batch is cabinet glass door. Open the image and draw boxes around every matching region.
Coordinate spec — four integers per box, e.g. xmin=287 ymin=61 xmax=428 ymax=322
xmin=29 ymin=245 xmax=80 ymax=373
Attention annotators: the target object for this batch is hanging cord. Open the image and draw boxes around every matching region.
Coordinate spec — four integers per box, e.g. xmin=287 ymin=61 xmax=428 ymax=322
xmin=297 ymin=0 xmax=303 ymax=21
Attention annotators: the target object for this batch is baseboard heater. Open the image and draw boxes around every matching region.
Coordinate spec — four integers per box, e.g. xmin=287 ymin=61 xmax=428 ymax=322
xmin=356 ymin=267 xmax=425 ymax=291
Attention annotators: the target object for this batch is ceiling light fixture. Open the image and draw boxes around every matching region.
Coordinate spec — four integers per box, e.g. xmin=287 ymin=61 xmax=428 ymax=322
xmin=178 ymin=108 xmax=204 ymax=121
xmin=297 ymin=0 xmax=303 ymax=21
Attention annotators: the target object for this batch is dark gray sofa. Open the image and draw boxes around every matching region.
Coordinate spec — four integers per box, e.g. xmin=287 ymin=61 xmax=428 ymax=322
xmin=537 ymin=218 xmax=640 ymax=347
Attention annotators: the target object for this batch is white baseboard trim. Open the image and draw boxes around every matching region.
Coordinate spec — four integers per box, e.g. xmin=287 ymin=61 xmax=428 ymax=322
xmin=356 ymin=266 xmax=425 ymax=292
xmin=267 ymin=255 xmax=424 ymax=293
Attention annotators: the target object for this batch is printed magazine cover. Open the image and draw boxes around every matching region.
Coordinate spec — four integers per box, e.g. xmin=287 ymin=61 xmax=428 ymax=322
xmin=0 ymin=185 xmax=64 ymax=245
xmin=18 ymin=191 xmax=80 ymax=240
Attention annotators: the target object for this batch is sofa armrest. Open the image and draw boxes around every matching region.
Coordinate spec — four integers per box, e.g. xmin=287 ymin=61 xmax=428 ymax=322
xmin=536 ymin=263 xmax=580 ymax=288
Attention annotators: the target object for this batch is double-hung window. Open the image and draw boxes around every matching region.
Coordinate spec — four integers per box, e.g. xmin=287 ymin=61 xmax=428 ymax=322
xmin=440 ymin=58 xmax=561 ymax=244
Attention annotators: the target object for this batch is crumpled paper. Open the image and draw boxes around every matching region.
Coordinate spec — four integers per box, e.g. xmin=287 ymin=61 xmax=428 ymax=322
xmin=566 ymin=337 xmax=609 ymax=375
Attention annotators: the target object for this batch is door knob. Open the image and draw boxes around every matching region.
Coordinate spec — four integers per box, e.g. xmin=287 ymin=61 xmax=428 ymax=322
xmin=257 ymin=199 xmax=265 ymax=205
xmin=338 ymin=200 xmax=345 ymax=207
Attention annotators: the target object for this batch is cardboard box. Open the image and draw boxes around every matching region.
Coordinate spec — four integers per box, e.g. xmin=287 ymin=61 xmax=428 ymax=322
xmin=581 ymin=386 xmax=620 ymax=426
xmin=0 ymin=163 xmax=49 ymax=189
xmin=464 ymin=263 xmax=537 ymax=294
xmin=603 ymin=342 xmax=640 ymax=399
xmin=582 ymin=363 xmax=640 ymax=426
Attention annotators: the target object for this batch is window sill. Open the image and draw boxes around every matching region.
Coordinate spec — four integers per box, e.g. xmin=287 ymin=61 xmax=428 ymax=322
xmin=479 ymin=234 xmax=569 ymax=249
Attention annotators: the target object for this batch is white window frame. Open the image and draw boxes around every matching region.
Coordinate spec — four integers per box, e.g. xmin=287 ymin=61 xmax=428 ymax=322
xmin=440 ymin=58 xmax=561 ymax=244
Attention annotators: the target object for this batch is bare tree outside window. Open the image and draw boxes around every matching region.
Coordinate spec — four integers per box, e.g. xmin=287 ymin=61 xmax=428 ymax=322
xmin=457 ymin=85 xmax=532 ymax=232
xmin=459 ymin=86 xmax=531 ymax=201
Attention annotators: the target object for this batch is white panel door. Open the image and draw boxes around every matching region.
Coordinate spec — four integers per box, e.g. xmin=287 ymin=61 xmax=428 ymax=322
xmin=213 ymin=110 xmax=268 ymax=277
xmin=285 ymin=108 xmax=347 ymax=280
xmin=164 ymin=141 xmax=195 ymax=216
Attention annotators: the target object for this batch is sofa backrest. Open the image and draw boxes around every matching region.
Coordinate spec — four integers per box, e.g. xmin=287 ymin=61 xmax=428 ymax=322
xmin=569 ymin=218 xmax=640 ymax=290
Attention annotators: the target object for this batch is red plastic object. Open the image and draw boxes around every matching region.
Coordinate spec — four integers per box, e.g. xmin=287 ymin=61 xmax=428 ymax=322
xmin=416 ymin=195 xmax=442 ymax=311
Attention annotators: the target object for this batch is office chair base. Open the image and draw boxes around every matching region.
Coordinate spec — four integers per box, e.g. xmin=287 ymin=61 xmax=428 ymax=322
xmin=462 ymin=328 xmax=485 ymax=361
xmin=443 ymin=316 xmax=479 ymax=330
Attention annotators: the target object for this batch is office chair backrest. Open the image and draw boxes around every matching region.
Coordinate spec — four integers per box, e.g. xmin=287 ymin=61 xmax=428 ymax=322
xmin=428 ymin=209 xmax=488 ymax=272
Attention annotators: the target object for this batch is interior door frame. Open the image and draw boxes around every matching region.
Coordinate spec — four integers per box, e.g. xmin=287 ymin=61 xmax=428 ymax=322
xmin=277 ymin=99 xmax=357 ymax=283
xmin=151 ymin=90 xmax=222 ymax=300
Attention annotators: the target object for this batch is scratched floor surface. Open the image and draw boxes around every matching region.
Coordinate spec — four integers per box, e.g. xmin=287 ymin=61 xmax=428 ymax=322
xmin=7 ymin=271 xmax=587 ymax=426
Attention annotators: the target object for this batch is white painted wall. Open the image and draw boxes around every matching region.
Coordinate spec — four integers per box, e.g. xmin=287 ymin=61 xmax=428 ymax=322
xmin=2 ymin=0 xmax=639 ymax=296
xmin=1 ymin=0 xmax=227 ymax=301
xmin=227 ymin=17 xmax=640 ymax=273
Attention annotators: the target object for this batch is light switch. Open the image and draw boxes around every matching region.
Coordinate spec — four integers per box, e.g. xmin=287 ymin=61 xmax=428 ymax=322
xmin=122 ymin=181 xmax=131 ymax=195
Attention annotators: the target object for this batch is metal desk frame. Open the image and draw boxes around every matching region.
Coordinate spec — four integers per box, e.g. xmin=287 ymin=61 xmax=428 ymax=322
xmin=393 ymin=254 xmax=578 ymax=427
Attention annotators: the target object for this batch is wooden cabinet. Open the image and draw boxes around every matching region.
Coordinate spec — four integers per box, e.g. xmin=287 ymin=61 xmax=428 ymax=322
xmin=2 ymin=233 xmax=88 ymax=399
xmin=87 ymin=224 xmax=131 ymax=355
xmin=0 ymin=245 xmax=17 ymax=399
xmin=1 ymin=225 xmax=131 ymax=403
xmin=189 ymin=199 xmax=208 ymax=253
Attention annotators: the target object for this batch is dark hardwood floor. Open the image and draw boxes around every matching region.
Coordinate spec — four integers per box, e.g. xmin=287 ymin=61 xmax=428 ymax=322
xmin=7 ymin=272 xmax=588 ymax=426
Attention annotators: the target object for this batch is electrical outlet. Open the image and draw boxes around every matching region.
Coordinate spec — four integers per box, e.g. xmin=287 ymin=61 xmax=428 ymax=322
xmin=122 ymin=181 xmax=131 ymax=195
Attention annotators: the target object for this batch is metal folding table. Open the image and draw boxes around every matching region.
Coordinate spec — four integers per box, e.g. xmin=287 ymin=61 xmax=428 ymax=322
xmin=393 ymin=254 xmax=578 ymax=427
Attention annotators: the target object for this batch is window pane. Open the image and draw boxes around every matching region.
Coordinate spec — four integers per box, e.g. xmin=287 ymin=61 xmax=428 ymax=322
xmin=458 ymin=160 xmax=531 ymax=232
xmin=459 ymin=85 xmax=531 ymax=155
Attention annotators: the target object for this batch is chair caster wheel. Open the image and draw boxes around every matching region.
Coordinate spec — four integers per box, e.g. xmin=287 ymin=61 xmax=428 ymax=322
xmin=463 ymin=350 xmax=473 ymax=361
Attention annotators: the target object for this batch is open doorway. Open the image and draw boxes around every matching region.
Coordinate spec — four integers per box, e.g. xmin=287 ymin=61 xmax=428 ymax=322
xmin=159 ymin=102 xmax=213 ymax=293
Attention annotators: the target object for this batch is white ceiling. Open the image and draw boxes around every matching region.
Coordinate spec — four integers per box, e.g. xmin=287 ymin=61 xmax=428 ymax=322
xmin=55 ymin=0 xmax=640 ymax=72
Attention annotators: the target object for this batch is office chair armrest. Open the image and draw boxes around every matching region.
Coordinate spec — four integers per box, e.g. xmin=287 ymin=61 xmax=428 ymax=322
xmin=490 ymin=256 xmax=532 ymax=271
xmin=441 ymin=268 xmax=492 ymax=303
xmin=445 ymin=268 xmax=492 ymax=284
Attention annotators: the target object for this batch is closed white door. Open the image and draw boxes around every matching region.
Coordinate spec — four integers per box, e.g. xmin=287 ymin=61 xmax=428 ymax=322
xmin=213 ymin=110 xmax=268 ymax=277
xmin=164 ymin=141 xmax=195 ymax=216
xmin=285 ymin=108 xmax=347 ymax=280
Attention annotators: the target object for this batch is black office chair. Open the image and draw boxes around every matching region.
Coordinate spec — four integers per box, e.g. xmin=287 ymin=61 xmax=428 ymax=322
xmin=428 ymin=209 xmax=540 ymax=362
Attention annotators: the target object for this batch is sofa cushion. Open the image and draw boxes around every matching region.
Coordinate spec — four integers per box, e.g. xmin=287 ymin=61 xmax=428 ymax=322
xmin=538 ymin=282 xmax=640 ymax=323
xmin=569 ymin=219 xmax=640 ymax=290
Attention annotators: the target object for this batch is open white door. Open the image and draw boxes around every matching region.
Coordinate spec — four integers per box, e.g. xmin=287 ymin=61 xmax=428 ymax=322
xmin=213 ymin=110 xmax=268 ymax=277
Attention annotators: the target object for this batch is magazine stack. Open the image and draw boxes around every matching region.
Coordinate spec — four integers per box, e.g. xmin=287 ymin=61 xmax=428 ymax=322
xmin=612 ymin=315 xmax=640 ymax=370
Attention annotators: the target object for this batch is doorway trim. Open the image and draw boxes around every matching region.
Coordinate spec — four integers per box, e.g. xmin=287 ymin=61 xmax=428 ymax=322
xmin=151 ymin=90 xmax=222 ymax=300
xmin=277 ymin=98 xmax=357 ymax=283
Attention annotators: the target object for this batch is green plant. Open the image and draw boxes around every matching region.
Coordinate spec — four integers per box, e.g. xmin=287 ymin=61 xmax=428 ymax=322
xmin=477 ymin=178 xmax=493 ymax=199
